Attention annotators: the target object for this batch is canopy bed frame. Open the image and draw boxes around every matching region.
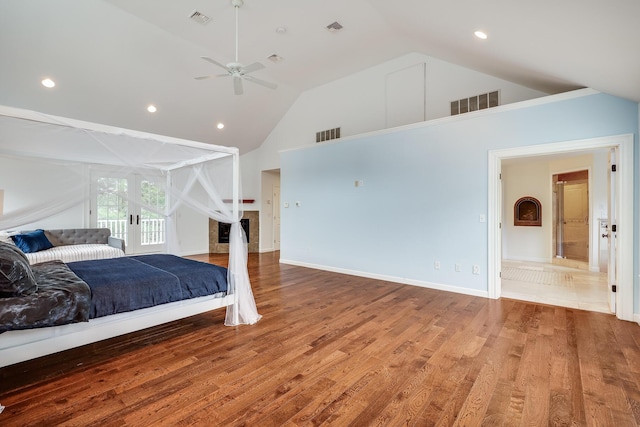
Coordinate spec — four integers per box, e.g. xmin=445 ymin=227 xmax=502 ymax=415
xmin=0 ymin=105 xmax=260 ymax=367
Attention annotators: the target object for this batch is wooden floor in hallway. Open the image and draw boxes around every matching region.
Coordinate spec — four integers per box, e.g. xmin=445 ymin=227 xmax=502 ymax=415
xmin=1 ymin=252 xmax=639 ymax=426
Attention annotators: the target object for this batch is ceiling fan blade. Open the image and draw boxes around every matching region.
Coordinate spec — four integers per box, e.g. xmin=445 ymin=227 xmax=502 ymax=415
xmin=241 ymin=62 xmax=265 ymax=74
xmin=201 ymin=56 xmax=229 ymax=71
xmin=243 ymin=74 xmax=278 ymax=90
xmin=234 ymin=76 xmax=243 ymax=95
xmin=194 ymin=73 xmax=230 ymax=80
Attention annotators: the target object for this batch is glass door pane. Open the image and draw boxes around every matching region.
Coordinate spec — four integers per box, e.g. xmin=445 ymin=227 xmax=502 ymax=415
xmin=137 ymin=178 xmax=166 ymax=252
xmin=96 ymin=177 xmax=129 ymax=246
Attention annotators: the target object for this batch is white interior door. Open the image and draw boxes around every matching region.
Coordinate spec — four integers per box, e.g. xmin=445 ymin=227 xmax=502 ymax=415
xmin=607 ymin=149 xmax=617 ymax=313
xmin=273 ymin=185 xmax=281 ymax=251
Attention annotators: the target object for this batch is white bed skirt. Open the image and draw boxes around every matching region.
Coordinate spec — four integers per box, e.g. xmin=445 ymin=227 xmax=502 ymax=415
xmin=0 ymin=293 xmax=233 ymax=368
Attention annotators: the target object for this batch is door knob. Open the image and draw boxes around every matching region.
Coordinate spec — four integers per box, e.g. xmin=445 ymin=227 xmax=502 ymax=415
xmin=602 ymin=233 xmax=609 ymax=238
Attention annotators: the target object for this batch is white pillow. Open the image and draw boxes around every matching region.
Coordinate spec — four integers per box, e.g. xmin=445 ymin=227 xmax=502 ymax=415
xmin=0 ymin=231 xmax=17 ymax=246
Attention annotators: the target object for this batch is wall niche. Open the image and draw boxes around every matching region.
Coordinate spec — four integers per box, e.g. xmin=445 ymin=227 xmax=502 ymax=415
xmin=514 ymin=196 xmax=541 ymax=226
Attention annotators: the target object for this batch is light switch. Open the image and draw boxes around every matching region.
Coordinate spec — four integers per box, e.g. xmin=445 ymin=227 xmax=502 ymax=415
xmin=284 ymin=202 xmax=289 ymax=208
xmin=479 ymin=214 xmax=486 ymax=223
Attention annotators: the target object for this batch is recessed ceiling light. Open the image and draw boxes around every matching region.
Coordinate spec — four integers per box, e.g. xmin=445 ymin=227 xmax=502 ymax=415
xmin=147 ymin=105 xmax=157 ymax=113
xmin=217 ymin=122 xmax=224 ymax=130
xmin=41 ymin=78 xmax=55 ymax=88
xmin=275 ymin=27 xmax=287 ymax=34
xmin=474 ymin=30 xmax=488 ymax=40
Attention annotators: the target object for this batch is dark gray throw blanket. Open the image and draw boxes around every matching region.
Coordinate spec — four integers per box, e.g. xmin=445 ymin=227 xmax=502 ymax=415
xmin=0 ymin=254 xmax=228 ymax=332
xmin=0 ymin=260 xmax=91 ymax=333
xmin=68 ymin=254 xmax=228 ymax=319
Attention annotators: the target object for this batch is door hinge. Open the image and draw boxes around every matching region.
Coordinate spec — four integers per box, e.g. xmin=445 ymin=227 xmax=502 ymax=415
xmin=499 ymin=222 xmax=502 ymax=229
xmin=499 ymin=272 xmax=502 ymax=278
xmin=612 ymin=224 xmax=617 ymax=232
xmin=499 ymin=173 xmax=502 ymax=180
xmin=612 ymin=164 xmax=617 ymax=172
xmin=612 ymin=285 xmax=617 ymax=292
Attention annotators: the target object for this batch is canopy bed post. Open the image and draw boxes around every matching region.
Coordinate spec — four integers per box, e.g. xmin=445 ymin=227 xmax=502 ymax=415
xmin=231 ymin=150 xmax=241 ymax=326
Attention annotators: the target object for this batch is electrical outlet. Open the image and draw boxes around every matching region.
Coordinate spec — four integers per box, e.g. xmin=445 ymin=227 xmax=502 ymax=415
xmin=473 ymin=265 xmax=480 ymax=275
xmin=434 ymin=261 xmax=440 ymax=270
xmin=455 ymin=263 xmax=462 ymax=272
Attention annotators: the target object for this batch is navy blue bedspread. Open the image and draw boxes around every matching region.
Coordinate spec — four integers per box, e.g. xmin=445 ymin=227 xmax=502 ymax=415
xmin=67 ymin=255 xmax=228 ymax=319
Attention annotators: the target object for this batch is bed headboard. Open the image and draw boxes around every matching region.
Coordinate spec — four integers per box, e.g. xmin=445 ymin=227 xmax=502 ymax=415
xmin=45 ymin=228 xmax=111 ymax=246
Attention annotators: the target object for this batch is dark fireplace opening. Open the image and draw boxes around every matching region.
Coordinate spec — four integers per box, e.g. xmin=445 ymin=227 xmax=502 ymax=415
xmin=218 ymin=219 xmax=250 ymax=243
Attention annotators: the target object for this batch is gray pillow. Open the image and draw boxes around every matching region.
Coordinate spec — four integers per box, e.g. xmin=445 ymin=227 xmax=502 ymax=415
xmin=0 ymin=241 xmax=38 ymax=297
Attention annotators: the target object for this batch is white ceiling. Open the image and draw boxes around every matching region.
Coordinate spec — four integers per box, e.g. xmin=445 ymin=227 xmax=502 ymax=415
xmin=1 ymin=0 xmax=638 ymax=154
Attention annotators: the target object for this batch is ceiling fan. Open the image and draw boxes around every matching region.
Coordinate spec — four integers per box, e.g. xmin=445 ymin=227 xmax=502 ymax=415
xmin=194 ymin=0 xmax=277 ymax=95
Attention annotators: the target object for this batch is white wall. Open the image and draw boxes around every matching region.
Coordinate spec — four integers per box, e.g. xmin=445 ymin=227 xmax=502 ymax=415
xmin=240 ymin=52 xmax=550 ymax=252
xmin=279 ymin=91 xmax=638 ymax=296
xmin=502 ymin=159 xmax=552 ymax=263
xmin=0 ymin=156 xmax=87 ymax=230
xmin=243 ymin=52 xmax=549 ymax=181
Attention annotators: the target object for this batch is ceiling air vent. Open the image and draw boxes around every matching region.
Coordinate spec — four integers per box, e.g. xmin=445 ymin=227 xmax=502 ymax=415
xmin=326 ymin=21 xmax=343 ymax=33
xmin=267 ymin=54 xmax=284 ymax=63
xmin=451 ymin=90 xmax=499 ymax=116
xmin=189 ymin=10 xmax=211 ymax=25
xmin=316 ymin=127 xmax=341 ymax=143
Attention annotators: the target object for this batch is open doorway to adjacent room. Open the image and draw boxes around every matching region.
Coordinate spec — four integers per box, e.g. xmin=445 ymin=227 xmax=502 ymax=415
xmin=260 ymin=169 xmax=281 ymax=253
xmin=488 ymin=134 xmax=634 ymax=321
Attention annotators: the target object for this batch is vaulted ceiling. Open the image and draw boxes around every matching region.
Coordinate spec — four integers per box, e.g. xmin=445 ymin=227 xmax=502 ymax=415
xmin=1 ymin=0 xmax=638 ymax=154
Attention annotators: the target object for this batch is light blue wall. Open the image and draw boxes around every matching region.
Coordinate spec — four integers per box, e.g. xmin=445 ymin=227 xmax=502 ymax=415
xmin=280 ymin=91 xmax=638 ymax=295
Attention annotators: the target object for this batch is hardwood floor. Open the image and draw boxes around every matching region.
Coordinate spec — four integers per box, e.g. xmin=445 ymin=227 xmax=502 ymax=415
xmin=1 ymin=252 xmax=640 ymax=426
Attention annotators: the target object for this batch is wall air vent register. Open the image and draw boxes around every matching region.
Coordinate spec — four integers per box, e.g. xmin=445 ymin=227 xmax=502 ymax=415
xmin=316 ymin=127 xmax=341 ymax=143
xmin=451 ymin=90 xmax=499 ymax=116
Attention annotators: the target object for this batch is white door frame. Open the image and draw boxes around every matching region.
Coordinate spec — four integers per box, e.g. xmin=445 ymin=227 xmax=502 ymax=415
xmin=488 ymin=134 xmax=634 ymax=321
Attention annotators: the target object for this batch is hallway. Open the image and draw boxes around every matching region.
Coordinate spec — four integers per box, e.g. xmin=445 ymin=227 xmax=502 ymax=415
xmin=501 ymin=260 xmax=610 ymax=313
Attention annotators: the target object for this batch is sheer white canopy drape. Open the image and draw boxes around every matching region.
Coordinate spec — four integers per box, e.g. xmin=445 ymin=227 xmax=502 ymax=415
xmin=0 ymin=105 xmax=261 ymax=326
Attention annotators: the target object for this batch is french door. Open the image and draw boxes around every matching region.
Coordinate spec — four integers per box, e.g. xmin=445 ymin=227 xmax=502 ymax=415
xmin=91 ymin=173 xmax=166 ymax=254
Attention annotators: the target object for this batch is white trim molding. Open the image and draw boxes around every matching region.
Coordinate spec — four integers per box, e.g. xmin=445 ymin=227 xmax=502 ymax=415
xmin=280 ymin=258 xmax=489 ymax=299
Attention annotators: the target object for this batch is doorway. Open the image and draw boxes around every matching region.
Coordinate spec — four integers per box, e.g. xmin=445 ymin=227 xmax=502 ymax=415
xmin=260 ymin=169 xmax=281 ymax=253
xmin=90 ymin=172 xmax=167 ymax=254
xmin=488 ymin=134 xmax=634 ymax=321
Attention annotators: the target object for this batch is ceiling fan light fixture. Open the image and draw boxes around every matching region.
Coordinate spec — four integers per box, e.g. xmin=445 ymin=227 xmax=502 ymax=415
xmin=217 ymin=122 xmax=225 ymax=130
xmin=194 ymin=0 xmax=278 ymax=95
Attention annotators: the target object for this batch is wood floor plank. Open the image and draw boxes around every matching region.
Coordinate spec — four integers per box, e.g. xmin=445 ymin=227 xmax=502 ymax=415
xmin=1 ymin=251 xmax=639 ymax=426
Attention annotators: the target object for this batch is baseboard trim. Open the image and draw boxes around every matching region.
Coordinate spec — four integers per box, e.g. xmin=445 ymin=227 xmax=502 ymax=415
xmin=634 ymin=313 xmax=640 ymax=326
xmin=279 ymin=259 xmax=489 ymax=299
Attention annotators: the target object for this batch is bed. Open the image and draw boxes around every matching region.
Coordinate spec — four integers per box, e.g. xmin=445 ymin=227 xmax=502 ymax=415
xmin=0 ymin=105 xmax=261 ymax=368
xmin=0 ymin=242 xmax=234 ymax=367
